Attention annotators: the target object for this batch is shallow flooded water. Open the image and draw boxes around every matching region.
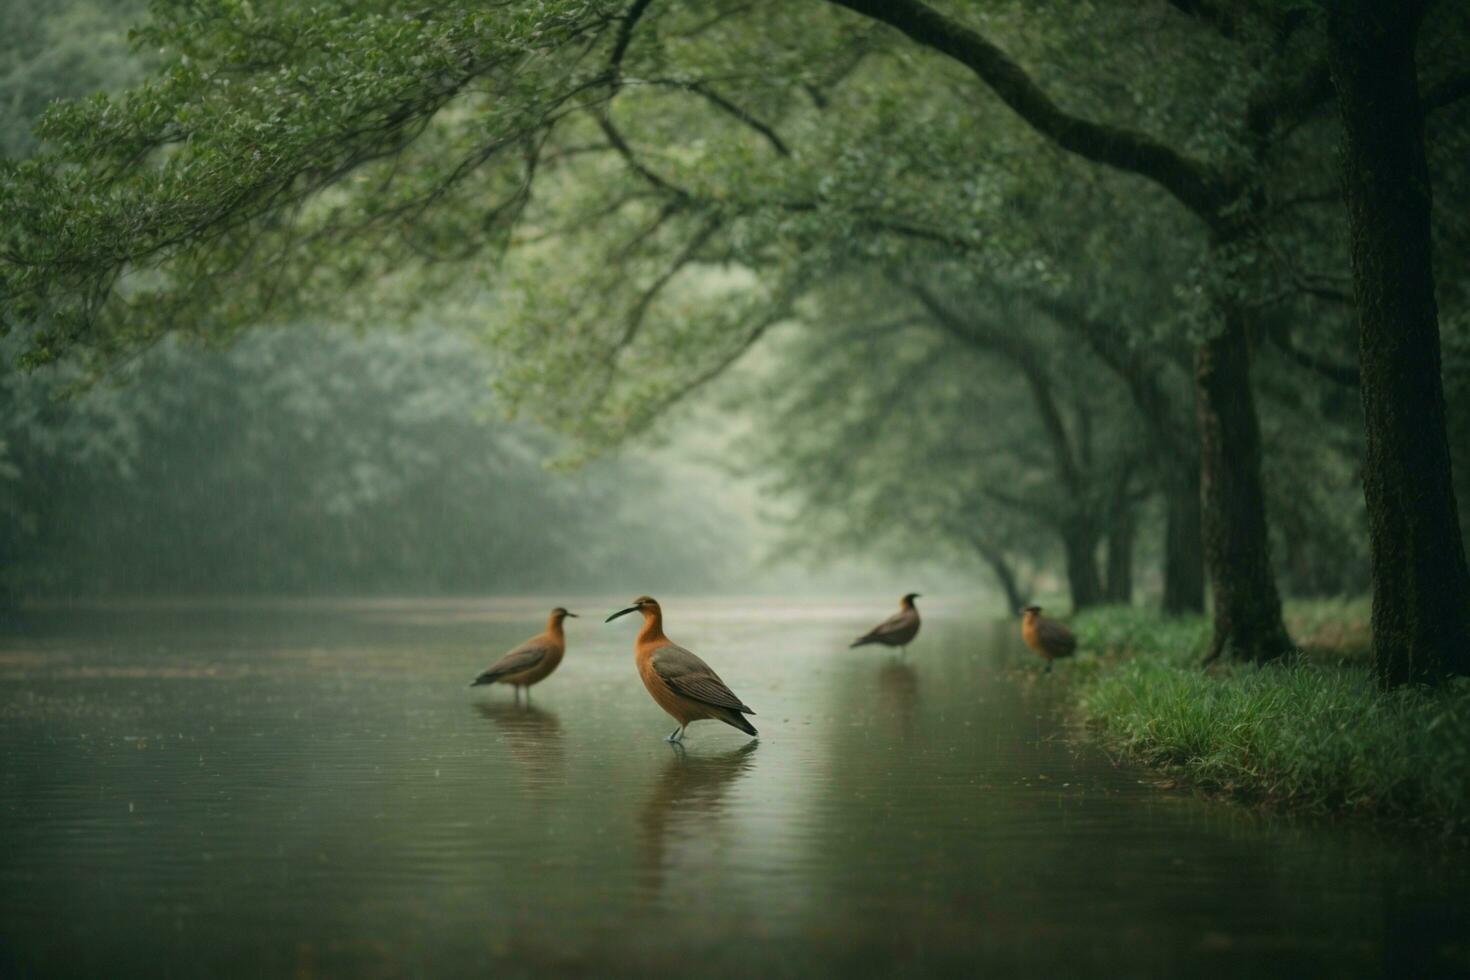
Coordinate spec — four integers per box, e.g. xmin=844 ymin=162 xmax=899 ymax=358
xmin=1 ymin=597 xmax=1467 ymax=978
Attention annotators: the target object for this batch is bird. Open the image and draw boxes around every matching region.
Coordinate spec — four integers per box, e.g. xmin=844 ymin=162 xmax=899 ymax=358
xmin=850 ymin=593 xmax=922 ymax=652
xmin=468 ymin=606 xmax=577 ymax=701
xmin=605 ymin=596 xmax=757 ymax=742
xmin=1020 ymin=605 xmax=1077 ymax=672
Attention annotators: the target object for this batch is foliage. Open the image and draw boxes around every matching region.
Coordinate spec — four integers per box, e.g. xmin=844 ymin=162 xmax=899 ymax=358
xmin=0 ymin=0 xmax=1466 ymax=614
xmin=0 ymin=323 xmax=745 ymax=597
xmin=1070 ymin=606 xmax=1210 ymax=663
xmin=0 ymin=0 xmax=147 ymax=158
xmin=1072 ymin=606 xmax=1470 ymax=832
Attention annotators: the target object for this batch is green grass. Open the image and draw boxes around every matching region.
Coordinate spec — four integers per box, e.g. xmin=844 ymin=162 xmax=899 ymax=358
xmin=1068 ymin=605 xmax=1470 ymax=833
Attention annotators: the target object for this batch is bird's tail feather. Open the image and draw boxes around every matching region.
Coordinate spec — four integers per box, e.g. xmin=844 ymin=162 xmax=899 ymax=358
xmin=720 ymin=710 xmax=758 ymax=737
xmin=849 ymin=636 xmax=873 ymax=648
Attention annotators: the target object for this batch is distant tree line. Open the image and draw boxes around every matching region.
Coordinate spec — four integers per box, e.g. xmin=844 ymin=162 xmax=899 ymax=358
xmin=0 ymin=324 xmax=742 ymax=597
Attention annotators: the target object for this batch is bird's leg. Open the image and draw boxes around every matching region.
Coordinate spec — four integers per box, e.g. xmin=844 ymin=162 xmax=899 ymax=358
xmin=1044 ymin=661 xmax=1053 ymax=674
xmin=524 ymin=686 xmax=532 ymax=705
xmin=665 ymin=725 xmax=684 ymax=742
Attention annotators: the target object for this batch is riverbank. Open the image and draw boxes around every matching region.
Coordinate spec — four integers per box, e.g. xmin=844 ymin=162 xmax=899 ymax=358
xmin=1068 ymin=601 xmax=1470 ymax=835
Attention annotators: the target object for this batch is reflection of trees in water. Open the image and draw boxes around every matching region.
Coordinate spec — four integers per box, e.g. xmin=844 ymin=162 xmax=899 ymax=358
xmin=638 ymin=742 xmax=760 ymax=899
xmin=474 ymin=701 xmax=564 ymax=798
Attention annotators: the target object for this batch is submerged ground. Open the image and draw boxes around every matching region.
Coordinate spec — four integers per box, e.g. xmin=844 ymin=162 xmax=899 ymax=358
xmin=1 ymin=597 xmax=1467 ymax=977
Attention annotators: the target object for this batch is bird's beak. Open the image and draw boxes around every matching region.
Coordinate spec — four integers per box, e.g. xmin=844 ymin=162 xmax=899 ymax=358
xmin=605 ymin=605 xmax=639 ymax=623
xmin=564 ymin=612 xmax=579 ymax=618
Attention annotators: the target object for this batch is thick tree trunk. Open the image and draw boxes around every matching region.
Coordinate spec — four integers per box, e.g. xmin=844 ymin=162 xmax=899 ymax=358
xmin=1326 ymin=1 xmax=1470 ymax=687
xmin=1104 ymin=506 xmax=1134 ymax=605
xmin=1162 ymin=468 xmax=1205 ymax=615
xmin=1195 ymin=309 xmax=1293 ymax=663
xmin=1061 ymin=521 xmax=1103 ymax=613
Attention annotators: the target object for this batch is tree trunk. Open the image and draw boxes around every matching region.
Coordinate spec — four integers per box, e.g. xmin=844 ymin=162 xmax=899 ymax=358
xmin=1326 ymin=1 xmax=1470 ymax=687
xmin=1104 ymin=506 xmax=1134 ymax=605
xmin=978 ymin=547 xmax=1027 ymax=614
xmin=1061 ymin=520 xmax=1103 ymax=613
xmin=1162 ymin=467 xmax=1205 ymax=615
xmin=1195 ymin=308 xmax=1293 ymax=663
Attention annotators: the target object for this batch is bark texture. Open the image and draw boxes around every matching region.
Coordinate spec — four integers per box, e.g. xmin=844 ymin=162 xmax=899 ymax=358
xmin=973 ymin=540 xmax=1027 ymax=613
xmin=1105 ymin=506 xmax=1135 ymax=605
xmin=1327 ymin=0 xmax=1470 ymax=686
xmin=1061 ymin=521 xmax=1103 ymax=612
xmin=1162 ymin=468 xmax=1206 ymax=615
xmin=1195 ymin=311 xmax=1293 ymax=663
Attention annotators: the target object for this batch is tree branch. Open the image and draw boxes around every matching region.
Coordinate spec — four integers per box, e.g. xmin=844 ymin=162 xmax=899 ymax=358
xmin=609 ymin=0 xmax=656 ymax=88
xmin=1245 ymin=61 xmax=1333 ymax=149
xmin=614 ymin=214 xmax=723 ymax=353
xmin=1424 ymin=70 xmax=1470 ymax=113
xmin=640 ymin=307 xmax=785 ymax=425
xmin=1017 ymin=289 xmax=1196 ymax=464
xmin=643 ymin=78 xmax=792 ymax=156
xmin=906 ymin=280 xmax=1084 ymax=495
xmin=827 ymin=0 xmax=1232 ymax=220
xmin=596 ymin=114 xmax=691 ymax=197
xmin=1265 ymin=327 xmax=1359 ymax=388
xmin=1166 ymin=0 xmax=1246 ymax=39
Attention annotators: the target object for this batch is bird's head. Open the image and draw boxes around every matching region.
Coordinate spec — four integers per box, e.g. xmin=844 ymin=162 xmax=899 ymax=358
xmin=901 ymin=592 xmax=921 ymax=607
xmin=550 ymin=606 xmax=578 ymax=624
xmin=1021 ymin=605 xmax=1042 ymax=619
xmin=605 ymin=595 xmax=661 ymax=623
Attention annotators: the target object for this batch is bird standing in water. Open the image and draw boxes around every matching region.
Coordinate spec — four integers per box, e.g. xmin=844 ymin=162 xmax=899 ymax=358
xmin=1020 ymin=605 xmax=1077 ymax=672
xmin=605 ymin=596 xmax=757 ymax=742
xmin=850 ymin=593 xmax=922 ymax=652
xmin=469 ymin=607 xmax=577 ymax=701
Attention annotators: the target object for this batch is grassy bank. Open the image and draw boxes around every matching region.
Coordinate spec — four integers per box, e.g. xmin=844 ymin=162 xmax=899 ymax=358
xmin=1068 ymin=603 xmax=1470 ymax=834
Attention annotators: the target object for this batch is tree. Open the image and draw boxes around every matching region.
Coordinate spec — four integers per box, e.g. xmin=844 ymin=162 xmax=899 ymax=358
xmin=821 ymin=0 xmax=1306 ymax=662
xmin=1 ymin=323 xmax=749 ymax=597
xmin=734 ymin=313 xmax=1058 ymax=611
xmin=735 ymin=269 xmax=1159 ymax=614
xmin=2 ymin=0 xmax=1467 ymax=675
xmin=0 ymin=0 xmax=1305 ymax=660
xmin=1325 ymin=0 xmax=1470 ymax=685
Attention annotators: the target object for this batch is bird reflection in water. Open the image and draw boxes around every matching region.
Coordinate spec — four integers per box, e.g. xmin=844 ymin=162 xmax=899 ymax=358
xmin=474 ymin=701 xmax=565 ymax=797
xmin=638 ymin=741 xmax=760 ymax=899
xmin=876 ymin=659 xmax=919 ymax=738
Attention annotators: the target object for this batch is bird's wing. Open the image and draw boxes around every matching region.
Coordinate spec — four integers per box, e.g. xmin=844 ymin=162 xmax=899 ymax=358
xmin=863 ymin=608 xmax=915 ymax=639
xmin=476 ymin=639 xmax=551 ymax=681
xmin=652 ymin=644 xmax=754 ymax=714
xmin=1037 ymin=619 xmax=1077 ymax=654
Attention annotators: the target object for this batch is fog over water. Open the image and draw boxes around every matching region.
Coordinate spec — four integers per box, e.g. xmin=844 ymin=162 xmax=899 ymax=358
xmin=4 ymin=598 xmax=1466 ymax=978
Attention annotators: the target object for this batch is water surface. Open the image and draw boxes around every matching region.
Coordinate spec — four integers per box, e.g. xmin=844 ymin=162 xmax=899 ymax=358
xmin=2 ymin=597 xmax=1467 ymax=977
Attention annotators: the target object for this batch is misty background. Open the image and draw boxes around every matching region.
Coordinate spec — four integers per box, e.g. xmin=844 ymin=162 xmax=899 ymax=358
xmin=3 ymin=0 xmax=1465 ymax=610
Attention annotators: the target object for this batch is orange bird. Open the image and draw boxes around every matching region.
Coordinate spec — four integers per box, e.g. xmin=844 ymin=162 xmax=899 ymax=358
xmin=850 ymin=593 xmax=922 ymax=651
xmin=469 ymin=606 xmax=577 ymax=701
xmin=605 ymin=596 xmax=757 ymax=742
xmin=1020 ymin=605 xmax=1076 ymax=672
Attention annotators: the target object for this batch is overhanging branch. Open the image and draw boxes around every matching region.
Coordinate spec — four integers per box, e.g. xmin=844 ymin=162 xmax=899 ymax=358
xmin=827 ymin=0 xmax=1232 ymax=220
xmin=643 ymin=78 xmax=792 ymax=156
xmin=1424 ymin=70 xmax=1470 ymax=113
